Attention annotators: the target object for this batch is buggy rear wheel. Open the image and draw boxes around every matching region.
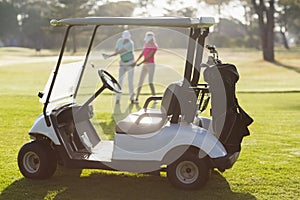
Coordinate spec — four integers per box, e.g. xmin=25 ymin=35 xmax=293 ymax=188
xmin=18 ymin=140 xmax=57 ymax=179
xmin=167 ymin=154 xmax=210 ymax=190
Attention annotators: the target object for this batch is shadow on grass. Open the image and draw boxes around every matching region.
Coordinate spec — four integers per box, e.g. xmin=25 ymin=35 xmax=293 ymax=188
xmin=274 ymin=61 xmax=300 ymax=73
xmin=0 ymin=168 xmax=256 ymax=200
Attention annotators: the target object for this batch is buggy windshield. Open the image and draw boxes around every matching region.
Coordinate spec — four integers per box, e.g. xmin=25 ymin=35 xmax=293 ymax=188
xmin=43 ymin=17 xmax=215 ymax=113
xmin=40 ymin=61 xmax=83 ymax=111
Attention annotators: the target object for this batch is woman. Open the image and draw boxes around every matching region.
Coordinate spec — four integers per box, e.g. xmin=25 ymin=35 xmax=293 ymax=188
xmin=133 ymin=31 xmax=158 ymax=104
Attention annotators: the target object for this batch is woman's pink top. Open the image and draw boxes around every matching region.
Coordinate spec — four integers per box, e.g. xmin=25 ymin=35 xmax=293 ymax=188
xmin=143 ymin=43 xmax=158 ymax=63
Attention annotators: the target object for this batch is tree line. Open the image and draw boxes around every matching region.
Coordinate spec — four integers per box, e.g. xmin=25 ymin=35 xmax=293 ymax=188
xmin=0 ymin=0 xmax=136 ymax=50
xmin=0 ymin=0 xmax=299 ymax=62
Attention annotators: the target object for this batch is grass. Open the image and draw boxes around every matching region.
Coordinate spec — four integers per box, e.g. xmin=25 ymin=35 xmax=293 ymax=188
xmin=0 ymin=47 xmax=300 ymax=200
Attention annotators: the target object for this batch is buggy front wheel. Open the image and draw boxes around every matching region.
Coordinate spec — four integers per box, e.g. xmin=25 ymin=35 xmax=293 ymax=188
xmin=18 ymin=140 xmax=57 ymax=180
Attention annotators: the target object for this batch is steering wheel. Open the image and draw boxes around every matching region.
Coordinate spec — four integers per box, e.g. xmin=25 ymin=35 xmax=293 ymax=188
xmin=98 ymin=69 xmax=122 ymax=93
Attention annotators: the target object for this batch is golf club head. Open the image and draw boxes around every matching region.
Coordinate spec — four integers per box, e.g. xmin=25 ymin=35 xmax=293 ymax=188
xmin=102 ymin=53 xmax=109 ymax=60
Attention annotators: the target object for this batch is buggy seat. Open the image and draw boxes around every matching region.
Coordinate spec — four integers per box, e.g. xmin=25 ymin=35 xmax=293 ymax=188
xmin=116 ymin=82 xmax=197 ymax=134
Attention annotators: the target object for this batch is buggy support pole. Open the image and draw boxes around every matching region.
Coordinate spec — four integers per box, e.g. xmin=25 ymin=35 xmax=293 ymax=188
xmin=74 ymin=25 xmax=100 ymax=99
xmin=191 ymin=28 xmax=209 ymax=86
xmin=183 ymin=28 xmax=200 ymax=85
xmin=43 ymin=26 xmax=72 ymax=127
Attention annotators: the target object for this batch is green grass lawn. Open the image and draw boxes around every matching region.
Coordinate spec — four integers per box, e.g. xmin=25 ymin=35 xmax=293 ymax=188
xmin=0 ymin=47 xmax=299 ymax=200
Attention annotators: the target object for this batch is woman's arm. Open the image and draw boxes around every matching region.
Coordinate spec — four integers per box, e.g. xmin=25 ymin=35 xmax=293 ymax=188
xmin=132 ymin=50 xmax=144 ymax=66
xmin=137 ymin=49 xmax=156 ymax=65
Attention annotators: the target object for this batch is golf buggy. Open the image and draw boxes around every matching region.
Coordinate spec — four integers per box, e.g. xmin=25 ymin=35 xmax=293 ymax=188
xmin=18 ymin=17 xmax=253 ymax=190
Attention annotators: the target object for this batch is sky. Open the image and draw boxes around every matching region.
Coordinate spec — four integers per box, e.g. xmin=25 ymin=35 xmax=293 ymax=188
xmin=131 ymin=0 xmax=246 ymax=23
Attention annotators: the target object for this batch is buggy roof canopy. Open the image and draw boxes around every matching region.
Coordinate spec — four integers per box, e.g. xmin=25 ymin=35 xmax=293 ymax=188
xmin=50 ymin=17 xmax=216 ymax=28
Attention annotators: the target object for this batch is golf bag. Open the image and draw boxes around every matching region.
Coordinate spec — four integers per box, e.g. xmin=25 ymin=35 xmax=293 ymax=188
xmin=204 ymin=63 xmax=253 ymax=153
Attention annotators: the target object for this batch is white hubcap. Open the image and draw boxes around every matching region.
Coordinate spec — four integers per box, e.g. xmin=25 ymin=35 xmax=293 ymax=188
xmin=176 ymin=160 xmax=199 ymax=184
xmin=23 ymin=151 xmax=40 ymax=173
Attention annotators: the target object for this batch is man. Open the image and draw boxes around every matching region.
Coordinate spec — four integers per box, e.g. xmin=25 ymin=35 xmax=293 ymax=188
xmin=103 ymin=30 xmax=135 ymax=104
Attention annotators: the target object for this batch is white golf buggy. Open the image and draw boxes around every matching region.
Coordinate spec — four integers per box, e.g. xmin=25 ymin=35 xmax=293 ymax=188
xmin=18 ymin=17 xmax=252 ymax=190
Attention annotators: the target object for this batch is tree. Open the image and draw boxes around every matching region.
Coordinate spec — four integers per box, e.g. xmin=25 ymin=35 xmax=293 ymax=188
xmin=93 ymin=1 xmax=136 ymax=43
xmin=202 ymin=0 xmax=232 ymax=23
xmin=278 ymin=0 xmax=300 ymax=47
xmin=251 ymin=0 xmax=275 ymax=62
xmin=22 ymin=9 xmax=45 ymax=49
xmin=236 ymin=0 xmax=260 ymax=49
xmin=163 ymin=0 xmax=197 ymax=17
xmin=135 ymin=0 xmax=155 ymax=16
xmin=48 ymin=0 xmax=95 ymax=53
xmin=49 ymin=0 xmax=95 ymax=18
xmin=277 ymin=4 xmax=289 ymax=49
xmin=16 ymin=0 xmax=50 ymax=49
xmin=95 ymin=1 xmax=135 ymax=17
xmin=0 ymin=1 xmax=19 ymax=45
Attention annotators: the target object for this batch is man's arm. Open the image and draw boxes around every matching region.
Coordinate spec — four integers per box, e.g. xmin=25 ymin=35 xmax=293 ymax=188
xmin=103 ymin=47 xmax=127 ymax=59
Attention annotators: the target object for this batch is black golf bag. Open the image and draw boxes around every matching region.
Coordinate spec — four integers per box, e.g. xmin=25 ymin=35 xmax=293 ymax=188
xmin=204 ymin=63 xmax=253 ymax=153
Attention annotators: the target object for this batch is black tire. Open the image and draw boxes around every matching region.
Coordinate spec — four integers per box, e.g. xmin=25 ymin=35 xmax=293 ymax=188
xmin=167 ymin=154 xmax=210 ymax=190
xmin=18 ymin=140 xmax=57 ymax=180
